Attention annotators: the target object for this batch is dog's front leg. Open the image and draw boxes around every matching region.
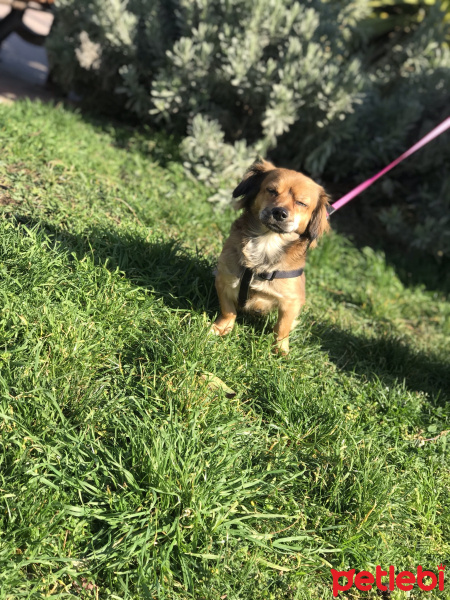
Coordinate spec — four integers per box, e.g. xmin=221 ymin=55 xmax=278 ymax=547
xmin=211 ymin=275 xmax=237 ymax=336
xmin=274 ymin=301 xmax=302 ymax=354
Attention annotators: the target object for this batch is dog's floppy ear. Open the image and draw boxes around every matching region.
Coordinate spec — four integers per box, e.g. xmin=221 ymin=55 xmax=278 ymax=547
xmin=233 ymin=158 xmax=275 ymax=210
xmin=306 ymin=188 xmax=331 ymax=248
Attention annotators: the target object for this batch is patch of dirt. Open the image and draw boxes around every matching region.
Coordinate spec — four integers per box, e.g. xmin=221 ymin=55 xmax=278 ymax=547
xmin=0 ymin=184 xmax=17 ymax=206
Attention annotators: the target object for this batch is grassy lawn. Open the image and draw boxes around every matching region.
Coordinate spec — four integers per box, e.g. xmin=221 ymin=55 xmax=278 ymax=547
xmin=0 ymin=101 xmax=449 ymax=599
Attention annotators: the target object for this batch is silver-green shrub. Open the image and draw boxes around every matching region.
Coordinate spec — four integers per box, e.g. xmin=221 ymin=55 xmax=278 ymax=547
xmin=46 ymin=0 xmax=450 ymax=257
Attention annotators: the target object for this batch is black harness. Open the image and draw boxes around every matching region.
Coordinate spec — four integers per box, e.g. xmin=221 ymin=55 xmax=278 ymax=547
xmin=237 ymin=267 xmax=304 ymax=309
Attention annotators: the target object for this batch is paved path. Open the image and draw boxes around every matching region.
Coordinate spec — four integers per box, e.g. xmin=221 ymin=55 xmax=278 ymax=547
xmin=0 ymin=4 xmax=54 ymax=103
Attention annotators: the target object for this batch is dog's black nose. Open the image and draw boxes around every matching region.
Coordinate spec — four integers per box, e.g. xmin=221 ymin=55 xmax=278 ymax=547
xmin=272 ymin=207 xmax=289 ymax=221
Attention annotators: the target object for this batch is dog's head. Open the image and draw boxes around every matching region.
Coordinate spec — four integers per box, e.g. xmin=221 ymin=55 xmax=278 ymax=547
xmin=233 ymin=158 xmax=330 ymax=247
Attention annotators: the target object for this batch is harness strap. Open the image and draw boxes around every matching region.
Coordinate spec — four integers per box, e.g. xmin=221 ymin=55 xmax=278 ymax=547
xmin=237 ymin=267 xmax=304 ymax=309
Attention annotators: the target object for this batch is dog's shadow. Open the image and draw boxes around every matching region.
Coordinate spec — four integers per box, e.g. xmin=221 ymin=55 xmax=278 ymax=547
xmin=10 ymin=216 xmax=450 ymax=403
xmin=15 ymin=217 xmax=218 ymax=314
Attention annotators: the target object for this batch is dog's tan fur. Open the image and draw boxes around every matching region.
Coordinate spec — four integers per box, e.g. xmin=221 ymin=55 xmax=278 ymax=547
xmin=212 ymin=159 xmax=330 ymax=353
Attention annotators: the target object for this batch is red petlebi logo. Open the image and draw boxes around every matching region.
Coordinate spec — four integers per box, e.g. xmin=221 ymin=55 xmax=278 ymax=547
xmin=331 ymin=564 xmax=445 ymax=597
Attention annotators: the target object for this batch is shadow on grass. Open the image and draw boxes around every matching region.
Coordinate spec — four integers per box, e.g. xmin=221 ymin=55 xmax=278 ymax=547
xmin=310 ymin=322 xmax=449 ymax=406
xmin=10 ymin=215 xmax=450 ymax=404
xmin=56 ymin=99 xmax=184 ymax=169
xmin=13 ymin=215 xmax=218 ymax=313
xmin=330 ymin=201 xmax=450 ymax=297
xmin=82 ymin=113 xmax=183 ymax=168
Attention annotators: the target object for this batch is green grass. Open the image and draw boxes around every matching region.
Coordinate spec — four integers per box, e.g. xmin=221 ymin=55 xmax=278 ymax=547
xmin=0 ymin=100 xmax=449 ymax=599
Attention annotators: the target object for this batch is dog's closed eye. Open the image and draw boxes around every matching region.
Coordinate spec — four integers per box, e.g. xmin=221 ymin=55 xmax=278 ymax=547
xmin=267 ymin=187 xmax=278 ymax=196
xmin=295 ymin=200 xmax=307 ymax=207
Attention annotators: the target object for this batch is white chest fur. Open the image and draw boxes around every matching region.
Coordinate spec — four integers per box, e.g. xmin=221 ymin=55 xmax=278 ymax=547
xmin=242 ymin=231 xmax=297 ymax=271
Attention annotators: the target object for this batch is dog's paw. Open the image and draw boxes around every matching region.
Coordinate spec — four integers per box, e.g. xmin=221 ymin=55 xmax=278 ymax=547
xmin=273 ymin=338 xmax=290 ymax=355
xmin=210 ymin=321 xmax=234 ymax=336
xmin=209 ymin=323 xmax=222 ymax=336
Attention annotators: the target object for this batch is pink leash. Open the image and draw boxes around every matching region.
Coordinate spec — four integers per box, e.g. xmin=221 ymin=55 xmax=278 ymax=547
xmin=329 ymin=116 xmax=450 ymax=214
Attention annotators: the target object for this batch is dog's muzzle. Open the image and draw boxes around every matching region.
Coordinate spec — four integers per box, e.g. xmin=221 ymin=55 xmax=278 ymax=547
xmin=260 ymin=207 xmax=293 ymax=233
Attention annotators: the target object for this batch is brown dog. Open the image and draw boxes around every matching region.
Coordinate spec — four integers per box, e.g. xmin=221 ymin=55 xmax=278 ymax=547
xmin=211 ymin=158 xmax=330 ymax=354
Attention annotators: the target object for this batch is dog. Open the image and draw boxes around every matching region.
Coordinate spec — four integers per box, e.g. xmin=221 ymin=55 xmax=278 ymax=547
xmin=211 ymin=158 xmax=330 ymax=354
